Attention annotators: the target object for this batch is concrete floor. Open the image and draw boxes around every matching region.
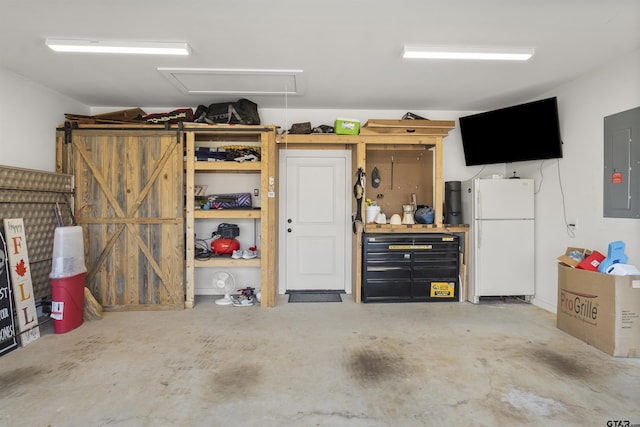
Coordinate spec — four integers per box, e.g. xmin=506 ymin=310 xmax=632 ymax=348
xmin=1 ymin=296 xmax=639 ymax=427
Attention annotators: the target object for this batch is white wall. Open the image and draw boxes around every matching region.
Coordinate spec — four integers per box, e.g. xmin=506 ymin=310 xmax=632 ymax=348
xmin=0 ymin=67 xmax=88 ymax=172
xmin=518 ymin=49 xmax=640 ymax=312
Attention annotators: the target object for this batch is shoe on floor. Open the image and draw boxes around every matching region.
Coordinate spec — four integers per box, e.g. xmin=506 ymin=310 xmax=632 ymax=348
xmin=232 ymin=295 xmax=254 ymax=306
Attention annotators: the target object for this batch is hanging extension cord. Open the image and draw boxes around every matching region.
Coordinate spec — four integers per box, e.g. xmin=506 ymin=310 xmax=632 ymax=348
xmin=556 ymin=159 xmax=576 ymax=238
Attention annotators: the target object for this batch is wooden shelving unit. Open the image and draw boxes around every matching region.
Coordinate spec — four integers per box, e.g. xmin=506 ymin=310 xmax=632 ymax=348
xmin=56 ymin=121 xmax=458 ymax=309
xmin=275 ymin=120 xmax=462 ymax=302
xmin=184 ymin=125 xmax=277 ymax=308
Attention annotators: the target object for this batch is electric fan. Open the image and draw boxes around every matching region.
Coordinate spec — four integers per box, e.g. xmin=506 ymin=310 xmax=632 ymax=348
xmin=212 ymin=271 xmax=236 ymax=306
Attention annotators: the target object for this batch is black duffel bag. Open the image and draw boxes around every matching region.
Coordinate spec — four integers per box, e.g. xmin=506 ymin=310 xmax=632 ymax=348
xmin=194 ymin=98 xmax=260 ymax=125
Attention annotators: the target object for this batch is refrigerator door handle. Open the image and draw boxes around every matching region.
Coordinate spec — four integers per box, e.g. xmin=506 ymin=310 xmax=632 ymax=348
xmin=476 ymin=189 xmax=482 ymax=248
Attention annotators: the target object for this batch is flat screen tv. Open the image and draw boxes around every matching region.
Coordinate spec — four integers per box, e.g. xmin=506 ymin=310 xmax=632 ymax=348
xmin=459 ymin=97 xmax=563 ymax=166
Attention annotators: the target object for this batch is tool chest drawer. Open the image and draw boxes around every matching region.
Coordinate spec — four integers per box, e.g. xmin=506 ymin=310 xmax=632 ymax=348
xmin=362 ymin=233 xmax=460 ymax=302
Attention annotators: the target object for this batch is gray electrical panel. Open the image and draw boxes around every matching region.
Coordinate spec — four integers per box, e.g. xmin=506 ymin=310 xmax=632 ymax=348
xmin=604 ymin=106 xmax=640 ymax=218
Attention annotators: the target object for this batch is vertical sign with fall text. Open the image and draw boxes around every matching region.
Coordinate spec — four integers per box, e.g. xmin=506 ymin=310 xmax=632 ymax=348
xmin=0 ymin=230 xmax=18 ymax=355
xmin=3 ymin=219 xmax=40 ymax=346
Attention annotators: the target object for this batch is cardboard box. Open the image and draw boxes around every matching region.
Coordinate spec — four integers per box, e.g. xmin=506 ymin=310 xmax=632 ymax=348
xmin=557 ymin=264 xmax=640 ymax=357
xmin=557 ymin=247 xmax=605 ymax=271
xmin=334 ymin=118 xmax=360 ymax=135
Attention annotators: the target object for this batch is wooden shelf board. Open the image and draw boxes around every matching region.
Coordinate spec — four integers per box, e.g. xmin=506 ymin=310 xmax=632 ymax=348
xmin=276 ymin=134 xmax=360 ymax=144
xmin=194 ymin=208 xmax=261 ymax=219
xmin=193 ymin=257 xmax=261 ymax=268
xmin=191 ymin=161 xmax=261 ymax=172
xmin=363 ymin=119 xmax=456 ymax=129
xmin=364 ymin=224 xmax=469 ymax=233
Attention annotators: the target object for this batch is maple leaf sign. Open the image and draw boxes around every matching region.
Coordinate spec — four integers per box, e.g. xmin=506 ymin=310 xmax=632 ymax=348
xmin=15 ymin=259 xmax=27 ymax=277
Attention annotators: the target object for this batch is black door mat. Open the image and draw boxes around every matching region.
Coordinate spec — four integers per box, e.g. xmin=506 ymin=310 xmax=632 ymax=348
xmin=286 ymin=290 xmax=343 ymax=303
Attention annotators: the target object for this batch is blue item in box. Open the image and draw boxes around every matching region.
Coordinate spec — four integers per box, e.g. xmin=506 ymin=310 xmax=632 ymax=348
xmin=598 ymin=240 xmax=629 ymax=273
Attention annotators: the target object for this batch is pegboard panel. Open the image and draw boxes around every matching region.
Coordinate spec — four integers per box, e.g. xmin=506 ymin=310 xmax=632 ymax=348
xmin=365 ymin=148 xmax=435 ymax=217
xmin=0 ymin=166 xmax=74 ymax=303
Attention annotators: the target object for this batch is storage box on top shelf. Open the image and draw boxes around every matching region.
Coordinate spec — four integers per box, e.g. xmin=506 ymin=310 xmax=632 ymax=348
xmin=557 ymin=263 xmax=640 ymax=357
xmin=557 ymin=247 xmax=605 ymax=271
xmin=334 ymin=118 xmax=360 ymax=135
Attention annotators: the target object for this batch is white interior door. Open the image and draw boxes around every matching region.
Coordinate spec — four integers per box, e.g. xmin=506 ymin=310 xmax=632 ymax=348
xmin=279 ymin=150 xmax=351 ymax=293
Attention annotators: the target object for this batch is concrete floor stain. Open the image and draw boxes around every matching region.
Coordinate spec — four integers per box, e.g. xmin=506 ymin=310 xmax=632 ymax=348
xmin=529 ymin=348 xmax=590 ymax=379
xmin=0 ymin=367 xmax=44 ymax=399
xmin=209 ymin=364 xmax=261 ymax=399
xmin=347 ymin=346 xmax=406 ymax=385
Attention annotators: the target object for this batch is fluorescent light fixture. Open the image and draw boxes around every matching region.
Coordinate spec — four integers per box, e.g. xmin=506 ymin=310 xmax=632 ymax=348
xmin=403 ymin=45 xmax=534 ymax=61
xmin=45 ymin=39 xmax=191 ymax=55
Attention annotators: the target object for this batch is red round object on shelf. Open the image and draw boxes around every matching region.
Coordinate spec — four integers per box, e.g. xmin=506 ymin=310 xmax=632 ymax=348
xmin=211 ymin=238 xmax=240 ymax=255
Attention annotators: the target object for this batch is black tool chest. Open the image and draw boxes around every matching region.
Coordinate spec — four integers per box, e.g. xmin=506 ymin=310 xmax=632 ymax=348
xmin=362 ymin=233 xmax=460 ymax=302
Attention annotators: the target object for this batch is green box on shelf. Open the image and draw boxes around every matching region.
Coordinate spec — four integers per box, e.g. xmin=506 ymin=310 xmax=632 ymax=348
xmin=334 ymin=118 xmax=360 ymax=135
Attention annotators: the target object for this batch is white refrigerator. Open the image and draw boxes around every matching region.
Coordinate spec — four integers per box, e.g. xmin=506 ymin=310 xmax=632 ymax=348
xmin=461 ymin=178 xmax=535 ymax=303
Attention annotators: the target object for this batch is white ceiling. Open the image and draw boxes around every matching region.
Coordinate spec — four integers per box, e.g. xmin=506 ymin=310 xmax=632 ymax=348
xmin=1 ymin=0 xmax=639 ymax=112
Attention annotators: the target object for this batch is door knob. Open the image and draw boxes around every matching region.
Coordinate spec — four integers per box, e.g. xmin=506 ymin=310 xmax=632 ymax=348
xmin=287 ymin=218 xmax=292 ymax=223
xmin=287 ymin=228 xmax=292 ymax=233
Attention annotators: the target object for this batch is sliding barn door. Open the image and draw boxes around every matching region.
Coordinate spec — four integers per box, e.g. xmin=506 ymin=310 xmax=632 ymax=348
xmin=58 ymin=127 xmax=184 ymax=310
